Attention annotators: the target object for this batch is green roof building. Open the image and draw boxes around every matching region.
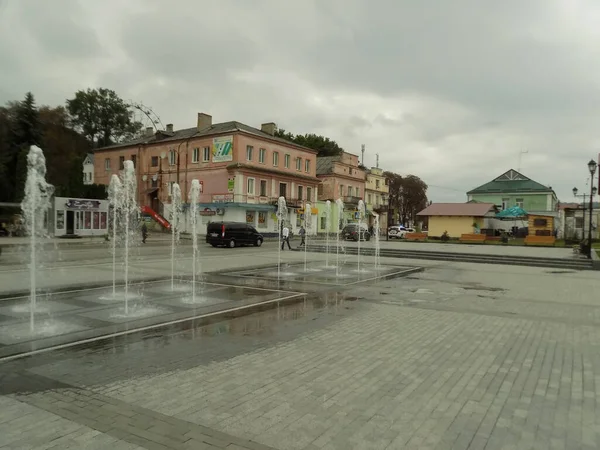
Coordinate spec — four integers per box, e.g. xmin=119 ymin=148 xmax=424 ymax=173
xmin=467 ymin=169 xmax=558 ymax=214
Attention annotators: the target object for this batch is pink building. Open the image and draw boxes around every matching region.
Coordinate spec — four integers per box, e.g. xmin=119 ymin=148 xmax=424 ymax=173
xmin=316 ymin=152 xmax=366 ymax=211
xmin=94 ymin=113 xmax=320 ymax=234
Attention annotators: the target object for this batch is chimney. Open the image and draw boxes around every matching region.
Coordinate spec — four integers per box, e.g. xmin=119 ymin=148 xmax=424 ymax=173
xmin=197 ymin=113 xmax=212 ymax=130
xmin=261 ymin=122 xmax=277 ymax=136
xmin=166 ymin=123 xmax=173 ymax=133
xmin=145 ymin=127 xmax=154 ymax=137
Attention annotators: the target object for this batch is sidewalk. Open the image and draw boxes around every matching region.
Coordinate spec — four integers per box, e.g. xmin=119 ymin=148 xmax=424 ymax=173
xmin=0 ymin=232 xmax=173 ymax=249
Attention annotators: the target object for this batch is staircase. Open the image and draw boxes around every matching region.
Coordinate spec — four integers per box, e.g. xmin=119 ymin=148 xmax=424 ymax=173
xmin=297 ymin=244 xmax=594 ymax=271
xmin=141 ymin=206 xmax=171 ymax=230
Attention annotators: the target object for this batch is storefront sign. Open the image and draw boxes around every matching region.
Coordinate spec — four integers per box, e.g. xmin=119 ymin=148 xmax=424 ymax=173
xmin=65 ymin=199 xmax=101 ymax=210
xmin=212 ymin=194 xmax=233 ymax=203
xmin=199 ymin=208 xmax=216 ymax=216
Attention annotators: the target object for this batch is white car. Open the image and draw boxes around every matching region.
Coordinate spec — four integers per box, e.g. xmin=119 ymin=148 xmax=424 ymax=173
xmin=388 ymin=226 xmax=415 ymax=239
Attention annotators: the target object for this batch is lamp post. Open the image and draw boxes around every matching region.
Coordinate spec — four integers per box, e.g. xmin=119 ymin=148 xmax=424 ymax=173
xmin=382 ymin=193 xmax=389 ymax=241
xmin=587 ymin=160 xmax=597 ymax=257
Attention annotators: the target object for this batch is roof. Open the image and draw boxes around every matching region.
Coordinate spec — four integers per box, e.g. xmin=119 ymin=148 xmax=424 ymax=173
xmin=83 ymin=153 xmax=94 ymax=164
xmin=94 ymin=121 xmax=317 ymax=153
xmin=467 ymin=169 xmax=554 ymax=195
xmin=417 ymin=202 xmax=496 ymax=217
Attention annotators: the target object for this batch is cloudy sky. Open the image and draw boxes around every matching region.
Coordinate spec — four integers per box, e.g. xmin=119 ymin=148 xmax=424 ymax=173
xmin=1 ymin=0 xmax=600 ymax=202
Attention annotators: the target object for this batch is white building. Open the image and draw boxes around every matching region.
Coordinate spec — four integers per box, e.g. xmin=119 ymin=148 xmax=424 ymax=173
xmin=557 ymin=203 xmax=599 ymax=240
xmin=83 ymin=153 xmax=94 ymax=185
xmin=50 ymin=197 xmax=109 ymax=237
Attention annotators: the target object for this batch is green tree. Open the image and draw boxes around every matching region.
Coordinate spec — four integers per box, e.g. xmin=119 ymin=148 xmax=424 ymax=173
xmin=274 ymin=129 xmax=343 ymax=157
xmin=66 ymin=88 xmax=142 ymax=148
xmin=383 ymin=171 xmax=428 ymax=225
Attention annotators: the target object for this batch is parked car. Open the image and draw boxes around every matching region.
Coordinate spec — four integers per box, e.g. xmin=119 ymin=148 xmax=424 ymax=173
xmin=341 ymin=223 xmax=371 ymax=241
xmin=206 ymin=222 xmax=264 ymax=248
xmin=388 ymin=225 xmax=415 ymax=239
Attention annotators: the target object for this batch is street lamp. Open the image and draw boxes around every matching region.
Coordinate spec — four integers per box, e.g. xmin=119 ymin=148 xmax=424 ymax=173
xmin=587 ymin=160 xmax=597 ymax=257
xmin=382 ymin=193 xmax=389 ymax=241
xmin=573 ymin=187 xmax=588 ymax=243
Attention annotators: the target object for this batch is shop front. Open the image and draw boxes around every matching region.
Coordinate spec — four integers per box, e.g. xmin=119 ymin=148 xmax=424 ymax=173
xmin=51 ymin=197 xmax=109 ymax=237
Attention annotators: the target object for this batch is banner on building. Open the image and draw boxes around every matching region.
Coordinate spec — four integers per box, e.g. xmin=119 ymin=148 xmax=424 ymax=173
xmin=212 ymin=136 xmax=233 ymax=162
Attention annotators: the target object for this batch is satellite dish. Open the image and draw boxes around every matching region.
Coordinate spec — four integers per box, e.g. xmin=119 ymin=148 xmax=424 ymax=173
xmin=152 ymin=174 xmax=158 ymax=181
xmin=160 ymin=152 xmax=166 ymax=159
xmin=142 ymin=175 xmax=148 ymax=181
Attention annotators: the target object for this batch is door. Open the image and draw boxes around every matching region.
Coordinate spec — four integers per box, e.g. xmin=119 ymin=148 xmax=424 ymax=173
xmin=66 ymin=211 xmax=74 ymax=235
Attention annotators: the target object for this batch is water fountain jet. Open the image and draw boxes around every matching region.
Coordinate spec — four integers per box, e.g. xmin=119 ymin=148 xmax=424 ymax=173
xmin=335 ymin=198 xmax=345 ymax=277
xmin=107 ymin=175 xmax=122 ymax=298
xmin=170 ymin=183 xmax=182 ymax=291
xmin=120 ymin=160 xmax=138 ymax=313
xmin=189 ymin=180 xmax=202 ymax=302
xmin=21 ymin=145 xmax=54 ymax=333
xmin=357 ymin=199 xmax=365 ymax=274
xmin=373 ymin=212 xmax=381 ymax=269
xmin=303 ymin=202 xmax=312 ymax=272
xmin=325 ymin=200 xmax=331 ymax=268
xmin=277 ymin=196 xmax=287 ymax=282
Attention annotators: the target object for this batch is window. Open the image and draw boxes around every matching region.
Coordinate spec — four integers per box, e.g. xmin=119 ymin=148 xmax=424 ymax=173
xmin=348 ymin=186 xmax=353 ymax=196
xmin=169 ymin=150 xmax=176 ymax=166
xmin=168 ymin=182 xmax=175 ymax=196
xmin=104 ymin=158 xmax=111 ymax=171
xmin=533 ymin=218 xmax=547 ymax=227
xmin=356 ymin=187 xmax=360 ymax=197
xmin=247 ymin=178 xmax=255 ymax=195
xmin=258 ymin=211 xmax=268 ymax=229
xmin=307 ymin=187 xmax=312 ymax=202
xmin=119 ymin=156 xmax=125 ymax=170
xmin=297 ymin=185 xmax=303 ymax=200
xmin=575 ymin=217 xmax=584 ymax=228
xmin=192 ymin=148 xmax=200 ymax=163
xmin=246 ymin=145 xmax=253 ymax=161
xmin=279 ymin=183 xmax=287 ymax=197
xmin=131 ymin=155 xmax=137 ymax=167
xmin=203 ymin=146 xmax=210 ymax=162
xmin=305 ymin=159 xmax=310 ymax=173
xmin=339 ymin=185 xmax=344 ymax=196
xmin=260 ymin=180 xmax=267 ymax=197
xmin=501 ymin=198 xmax=509 ymax=210
xmin=296 ymin=157 xmax=302 ymax=171
xmin=320 ymin=216 xmax=326 ymax=230
xmin=259 ymin=148 xmax=266 ymax=164
xmin=516 ymin=198 xmax=524 ymax=208
xmin=318 ymin=184 xmax=324 ymax=196
xmin=284 ymin=154 xmax=290 ymax=168
xmin=368 ymin=194 xmax=372 ymax=204
xmin=376 ymin=179 xmax=380 ymax=189
xmin=349 ymin=168 xmax=353 ymax=175
xmin=151 ymin=156 xmax=158 ymax=167
xmin=273 ymin=152 xmax=279 ymax=166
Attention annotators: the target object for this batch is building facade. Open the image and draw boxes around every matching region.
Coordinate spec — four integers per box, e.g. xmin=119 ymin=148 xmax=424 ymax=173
xmin=467 ymin=169 xmax=558 ymax=214
xmin=82 ymin=153 xmax=94 ymax=185
xmin=93 ymin=113 xmax=320 ymax=235
xmin=49 ymin=197 xmax=109 ymax=237
xmin=365 ymin=167 xmax=389 ymax=231
xmin=557 ymin=203 xmax=599 ymax=240
xmin=316 ymin=152 xmax=366 ymax=224
xmin=416 ymin=203 xmax=497 ymax=238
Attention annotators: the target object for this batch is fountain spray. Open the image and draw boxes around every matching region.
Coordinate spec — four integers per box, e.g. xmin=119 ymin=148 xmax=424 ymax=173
xmin=21 ymin=145 xmax=54 ymax=333
xmin=303 ymin=203 xmax=312 ymax=272
xmin=373 ymin=212 xmax=381 ymax=269
xmin=170 ymin=183 xmax=182 ymax=291
xmin=107 ymin=175 xmax=122 ymax=298
xmin=325 ymin=200 xmax=331 ymax=268
xmin=189 ymin=180 xmax=201 ymax=302
xmin=335 ymin=198 xmax=345 ymax=277
xmin=277 ymin=196 xmax=287 ymax=282
xmin=121 ymin=161 xmax=137 ymax=313
xmin=357 ymin=199 xmax=365 ymax=274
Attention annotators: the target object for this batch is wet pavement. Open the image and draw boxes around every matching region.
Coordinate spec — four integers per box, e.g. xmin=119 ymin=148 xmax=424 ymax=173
xmin=2 ymin=255 xmax=600 ymax=449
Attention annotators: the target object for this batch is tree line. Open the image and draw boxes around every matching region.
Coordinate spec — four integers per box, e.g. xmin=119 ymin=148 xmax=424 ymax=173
xmin=0 ymin=89 xmax=142 ymax=202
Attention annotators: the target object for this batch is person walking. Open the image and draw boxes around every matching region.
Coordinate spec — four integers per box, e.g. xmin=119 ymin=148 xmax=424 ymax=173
xmin=141 ymin=222 xmax=148 ymax=244
xmin=281 ymin=224 xmax=292 ymax=250
xmin=299 ymin=225 xmax=306 ymax=247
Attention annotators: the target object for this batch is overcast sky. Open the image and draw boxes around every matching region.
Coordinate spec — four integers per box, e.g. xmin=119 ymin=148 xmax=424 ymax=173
xmin=2 ymin=0 xmax=600 ymax=203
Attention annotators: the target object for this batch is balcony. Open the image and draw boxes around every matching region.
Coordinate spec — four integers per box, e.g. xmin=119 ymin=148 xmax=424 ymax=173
xmin=373 ymin=204 xmax=389 ymax=213
xmin=269 ymin=197 xmax=303 ymax=208
xmin=343 ymin=196 xmax=362 ymax=205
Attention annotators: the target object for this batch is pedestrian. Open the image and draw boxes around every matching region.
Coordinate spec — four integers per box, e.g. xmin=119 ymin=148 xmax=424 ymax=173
xmin=141 ymin=222 xmax=148 ymax=244
xmin=299 ymin=225 xmax=306 ymax=247
xmin=281 ymin=224 xmax=292 ymax=250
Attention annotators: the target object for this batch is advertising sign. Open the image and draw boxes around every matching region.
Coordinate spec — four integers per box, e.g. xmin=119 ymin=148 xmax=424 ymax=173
xmin=65 ymin=199 xmax=101 ymax=210
xmin=212 ymin=136 xmax=233 ymax=162
xmin=227 ymin=178 xmax=235 ymax=192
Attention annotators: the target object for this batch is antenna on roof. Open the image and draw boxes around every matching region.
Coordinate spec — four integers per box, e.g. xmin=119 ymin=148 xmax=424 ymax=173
xmin=361 ymin=144 xmax=365 ymax=165
xmin=517 ymin=149 xmax=528 ymax=172
xmin=376 ymin=153 xmax=379 ymax=169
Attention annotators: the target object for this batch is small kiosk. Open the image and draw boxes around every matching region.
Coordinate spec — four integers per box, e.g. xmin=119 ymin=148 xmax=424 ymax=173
xmin=50 ymin=197 xmax=109 ymax=237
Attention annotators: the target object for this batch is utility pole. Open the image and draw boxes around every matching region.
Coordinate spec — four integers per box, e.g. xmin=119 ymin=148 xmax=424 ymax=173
xmin=361 ymin=144 xmax=365 ymax=165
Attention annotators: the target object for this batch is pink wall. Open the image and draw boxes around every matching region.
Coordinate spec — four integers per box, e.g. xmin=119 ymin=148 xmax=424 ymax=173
xmin=94 ymin=130 xmax=319 ymax=206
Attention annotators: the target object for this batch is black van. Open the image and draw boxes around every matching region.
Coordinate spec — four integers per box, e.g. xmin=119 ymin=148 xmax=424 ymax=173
xmin=206 ymin=222 xmax=264 ymax=248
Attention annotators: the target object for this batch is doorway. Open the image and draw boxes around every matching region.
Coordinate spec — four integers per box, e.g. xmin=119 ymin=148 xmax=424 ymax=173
xmin=66 ymin=210 xmax=74 ymax=235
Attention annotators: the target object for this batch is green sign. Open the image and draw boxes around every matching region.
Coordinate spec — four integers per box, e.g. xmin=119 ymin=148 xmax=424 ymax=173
xmin=227 ymin=178 xmax=235 ymax=192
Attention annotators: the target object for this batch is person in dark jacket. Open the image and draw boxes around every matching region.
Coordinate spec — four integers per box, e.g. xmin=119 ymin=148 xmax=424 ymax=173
xmin=141 ymin=223 xmax=148 ymax=243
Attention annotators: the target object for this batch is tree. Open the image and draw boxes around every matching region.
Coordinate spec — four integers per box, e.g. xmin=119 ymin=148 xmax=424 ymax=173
xmin=66 ymin=88 xmax=142 ymax=148
xmin=383 ymin=171 xmax=428 ymax=225
xmin=274 ymin=129 xmax=344 ymax=157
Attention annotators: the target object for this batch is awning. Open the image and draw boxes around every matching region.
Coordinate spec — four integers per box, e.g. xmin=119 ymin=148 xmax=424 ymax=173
xmin=495 ymin=206 xmax=528 ymax=220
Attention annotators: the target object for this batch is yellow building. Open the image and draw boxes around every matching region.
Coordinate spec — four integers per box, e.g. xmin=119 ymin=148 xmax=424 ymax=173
xmin=417 ymin=203 xmax=496 ymax=238
xmin=365 ymin=167 xmax=389 ymax=230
